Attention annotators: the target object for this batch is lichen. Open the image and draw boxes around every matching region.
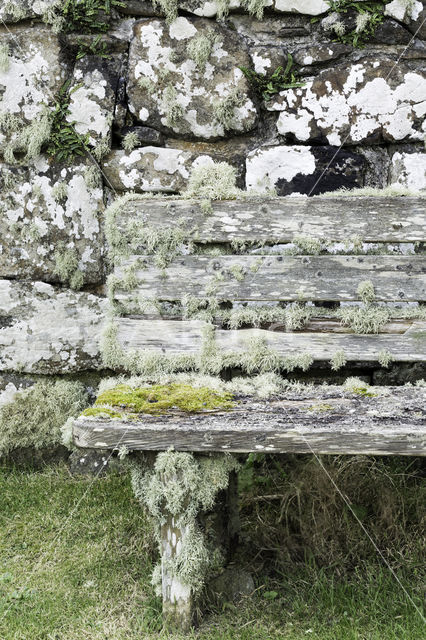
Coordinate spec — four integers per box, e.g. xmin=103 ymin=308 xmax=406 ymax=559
xmin=151 ymin=0 xmax=178 ymax=24
xmin=0 ymin=380 xmax=88 ymax=457
xmin=338 ymin=305 xmax=390 ymax=334
xmin=378 ymin=349 xmax=394 ymax=368
xmin=183 ymin=162 xmax=242 ymax=200
xmin=0 ymin=42 xmax=10 ymax=73
xmin=321 ymin=186 xmax=426 ymax=198
xmin=330 ymin=350 xmax=347 ymax=371
xmin=83 ymin=165 xmax=102 ymax=188
xmin=163 ymin=85 xmax=184 ymax=128
xmin=344 ymin=377 xmax=376 ymax=397
xmin=53 ymin=242 xmax=84 ymax=290
xmin=122 ymin=131 xmax=140 ymax=153
xmin=188 ymin=30 xmax=219 ymax=72
xmin=357 ymin=280 xmax=376 ymax=303
xmin=213 ymin=87 xmax=244 ymax=131
xmin=51 ymin=181 xmax=68 ymax=203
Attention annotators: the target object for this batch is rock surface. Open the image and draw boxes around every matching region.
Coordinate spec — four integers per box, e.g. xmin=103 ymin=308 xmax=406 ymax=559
xmin=0 ymin=158 xmax=104 ymax=284
xmin=0 ymin=281 xmax=107 ymax=374
xmin=269 ymin=59 xmax=426 ymax=145
xmin=102 ymin=146 xmax=243 ymax=192
xmin=0 ymin=27 xmax=69 ymax=152
xmin=389 ymin=150 xmax=426 ymax=191
xmin=0 ymin=0 xmax=56 ymax=22
xmin=66 ymin=56 xmax=122 ymax=148
xmin=127 ymin=17 xmax=257 ymax=139
xmin=245 ymin=145 xmax=366 ymax=195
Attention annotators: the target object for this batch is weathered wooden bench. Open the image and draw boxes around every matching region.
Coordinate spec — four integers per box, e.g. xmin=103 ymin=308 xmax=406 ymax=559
xmin=73 ymin=195 xmax=426 ymax=631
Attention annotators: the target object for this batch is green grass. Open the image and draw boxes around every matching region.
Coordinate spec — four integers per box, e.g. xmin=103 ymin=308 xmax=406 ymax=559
xmin=0 ymin=463 xmax=424 ymax=639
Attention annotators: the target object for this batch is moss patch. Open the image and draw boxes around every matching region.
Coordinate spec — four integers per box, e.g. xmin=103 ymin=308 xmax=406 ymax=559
xmin=87 ymin=383 xmax=235 ymax=417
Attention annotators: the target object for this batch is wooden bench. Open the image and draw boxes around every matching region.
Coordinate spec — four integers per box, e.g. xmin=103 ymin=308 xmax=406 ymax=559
xmin=73 ymin=195 xmax=426 ymax=631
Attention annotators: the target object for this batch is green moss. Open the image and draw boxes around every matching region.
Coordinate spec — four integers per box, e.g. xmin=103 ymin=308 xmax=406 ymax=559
xmin=44 ymin=0 xmax=124 ymax=34
xmin=93 ymin=383 xmax=235 ymax=416
xmin=81 ymin=406 xmax=123 ymax=419
xmin=0 ymin=380 xmax=88 ymax=457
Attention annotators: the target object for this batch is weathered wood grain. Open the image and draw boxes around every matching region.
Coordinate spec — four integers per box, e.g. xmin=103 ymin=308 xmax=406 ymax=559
xmin=73 ymin=387 xmax=426 ymax=456
xmin=117 ymin=318 xmax=426 ymax=362
xmin=117 ymin=197 xmax=426 ymax=243
xmin=114 ymin=255 xmax=426 ymax=302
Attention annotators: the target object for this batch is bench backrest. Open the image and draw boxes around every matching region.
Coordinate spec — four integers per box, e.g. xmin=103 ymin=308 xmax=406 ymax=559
xmin=106 ymin=196 xmax=426 ymax=374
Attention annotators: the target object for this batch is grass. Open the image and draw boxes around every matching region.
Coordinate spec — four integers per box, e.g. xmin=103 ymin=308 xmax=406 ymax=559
xmin=0 ymin=462 xmax=424 ymax=639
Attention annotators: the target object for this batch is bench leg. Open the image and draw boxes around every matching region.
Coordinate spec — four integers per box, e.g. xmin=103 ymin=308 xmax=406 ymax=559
xmin=130 ymin=451 xmax=240 ymax=632
xmin=161 ymin=516 xmax=194 ymax=632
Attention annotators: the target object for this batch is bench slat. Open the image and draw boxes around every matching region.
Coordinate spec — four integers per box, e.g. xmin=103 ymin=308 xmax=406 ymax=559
xmin=117 ymin=197 xmax=426 ymax=244
xmin=114 ymin=255 xmax=426 ymax=303
xmin=73 ymin=387 xmax=426 ymax=456
xmin=117 ymin=319 xmax=426 ymax=362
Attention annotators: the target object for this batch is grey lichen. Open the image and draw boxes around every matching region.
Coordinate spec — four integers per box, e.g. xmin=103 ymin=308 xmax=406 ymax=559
xmin=53 ymin=242 xmax=84 ymax=290
xmin=0 ymin=42 xmax=10 ymax=73
xmin=122 ymin=131 xmax=140 ymax=153
xmin=338 ymin=305 xmax=390 ymax=334
xmin=187 ymin=30 xmax=219 ymax=72
xmin=0 ymin=380 xmax=88 ymax=457
xmin=163 ymin=85 xmax=184 ymax=128
xmin=51 ymin=181 xmax=68 ymax=203
xmin=330 ymin=350 xmax=347 ymax=371
xmin=213 ymin=87 xmax=244 ymax=131
xmin=378 ymin=349 xmax=394 ymax=368
xmin=357 ymin=280 xmax=376 ymax=304
xmin=184 ymin=162 xmax=242 ymax=200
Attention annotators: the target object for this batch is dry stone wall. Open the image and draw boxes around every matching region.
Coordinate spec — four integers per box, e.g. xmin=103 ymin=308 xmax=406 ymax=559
xmin=0 ymin=0 xmax=425 ymax=404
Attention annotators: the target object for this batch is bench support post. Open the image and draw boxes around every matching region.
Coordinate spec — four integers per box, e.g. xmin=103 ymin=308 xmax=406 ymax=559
xmin=130 ymin=451 xmax=240 ymax=632
xmin=161 ymin=516 xmax=194 ymax=631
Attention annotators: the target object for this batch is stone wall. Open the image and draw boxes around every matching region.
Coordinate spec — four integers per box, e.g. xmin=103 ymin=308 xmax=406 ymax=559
xmin=1 ymin=0 xmax=425 ymax=409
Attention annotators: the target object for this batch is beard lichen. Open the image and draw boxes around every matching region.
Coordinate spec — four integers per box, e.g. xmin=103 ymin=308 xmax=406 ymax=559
xmin=0 ymin=42 xmax=10 ymax=73
xmin=130 ymin=450 xmax=240 ymax=595
xmin=0 ymin=380 xmax=88 ymax=457
xmin=183 ymin=162 xmax=242 ymax=200
xmin=53 ymin=242 xmax=84 ymax=290
xmin=213 ymin=88 xmax=244 ymax=132
xmin=187 ymin=30 xmax=219 ymax=72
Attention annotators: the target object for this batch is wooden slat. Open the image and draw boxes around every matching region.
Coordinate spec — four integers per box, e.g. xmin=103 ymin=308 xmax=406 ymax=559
xmin=114 ymin=255 xmax=426 ymax=303
xmin=117 ymin=319 xmax=426 ymax=363
xmin=73 ymin=387 xmax=426 ymax=456
xmin=117 ymin=197 xmax=426 ymax=244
